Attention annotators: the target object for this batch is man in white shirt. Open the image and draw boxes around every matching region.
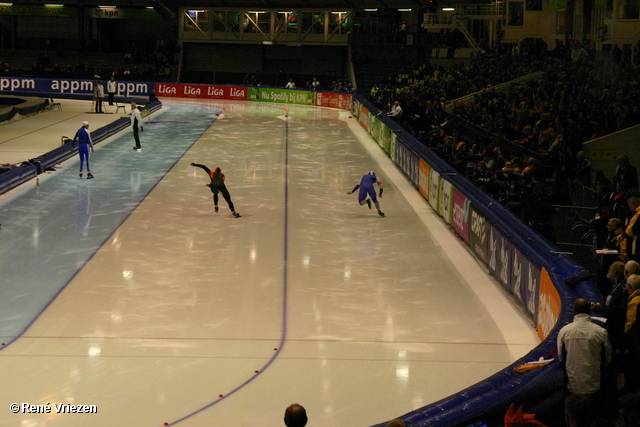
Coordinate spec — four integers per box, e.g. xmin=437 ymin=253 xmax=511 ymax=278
xmin=285 ymin=78 xmax=296 ymax=89
xmin=107 ymin=75 xmax=117 ymax=106
xmin=130 ymin=102 xmax=143 ymax=151
xmin=558 ymin=298 xmax=612 ymax=396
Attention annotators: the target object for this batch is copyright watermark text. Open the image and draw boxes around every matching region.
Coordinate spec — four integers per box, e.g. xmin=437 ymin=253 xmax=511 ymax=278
xmin=10 ymin=402 xmax=97 ymax=414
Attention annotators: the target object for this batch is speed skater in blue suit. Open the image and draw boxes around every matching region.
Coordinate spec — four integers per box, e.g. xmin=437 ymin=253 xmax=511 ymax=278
xmin=347 ymin=171 xmax=385 ymax=217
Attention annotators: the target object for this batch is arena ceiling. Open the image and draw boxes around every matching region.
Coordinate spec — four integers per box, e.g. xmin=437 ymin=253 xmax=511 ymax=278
xmin=15 ymin=0 xmax=441 ymax=11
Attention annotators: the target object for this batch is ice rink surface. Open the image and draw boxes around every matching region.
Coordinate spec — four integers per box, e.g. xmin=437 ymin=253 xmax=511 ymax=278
xmin=0 ymin=98 xmax=540 ymax=426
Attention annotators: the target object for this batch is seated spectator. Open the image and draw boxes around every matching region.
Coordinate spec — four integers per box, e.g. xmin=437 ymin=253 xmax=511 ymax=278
xmin=284 ymin=403 xmax=307 ymax=427
xmin=387 ymin=101 xmax=403 ymax=121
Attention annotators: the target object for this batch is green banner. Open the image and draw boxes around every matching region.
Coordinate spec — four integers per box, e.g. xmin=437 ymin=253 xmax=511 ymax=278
xmin=0 ymin=4 xmax=77 ymax=17
xmin=550 ymin=0 xmax=566 ymax=11
xmin=381 ymin=125 xmax=391 ymax=155
xmin=256 ymin=88 xmax=315 ymax=105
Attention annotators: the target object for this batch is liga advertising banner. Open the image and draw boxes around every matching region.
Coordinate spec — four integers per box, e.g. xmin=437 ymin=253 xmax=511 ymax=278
xmin=418 ymin=159 xmax=430 ymax=201
xmin=155 ymin=83 xmax=248 ymax=100
xmin=468 ymin=204 xmax=489 ymax=264
xmin=257 ymin=88 xmax=315 ymax=105
xmin=315 ymin=91 xmax=352 ymax=110
xmin=537 ymin=268 xmax=562 ymax=340
xmin=451 ymin=188 xmax=471 ymax=243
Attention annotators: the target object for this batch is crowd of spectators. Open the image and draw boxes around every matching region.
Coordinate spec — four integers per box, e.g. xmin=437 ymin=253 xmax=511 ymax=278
xmin=369 ymin=39 xmax=640 ymax=426
xmin=371 ymin=41 xmax=640 ymax=247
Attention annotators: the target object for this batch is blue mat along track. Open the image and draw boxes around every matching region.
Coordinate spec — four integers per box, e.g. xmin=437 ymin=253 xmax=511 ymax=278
xmin=0 ymin=102 xmax=221 ymax=344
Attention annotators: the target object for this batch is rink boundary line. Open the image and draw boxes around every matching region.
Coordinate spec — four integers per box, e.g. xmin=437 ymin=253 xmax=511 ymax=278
xmin=165 ymin=105 xmax=291 ymax=426
xmin=0 ymin=354 xmax=517 ymax=364
xmin=2 ymin=335 xmax=536 ymax=346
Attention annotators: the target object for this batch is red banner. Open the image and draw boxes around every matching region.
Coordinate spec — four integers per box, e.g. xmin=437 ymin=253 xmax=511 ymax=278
xmin=154 ymin=83 xmax=248 ymax=100
xmin=315 ymin=91 xmax=352 ymax=110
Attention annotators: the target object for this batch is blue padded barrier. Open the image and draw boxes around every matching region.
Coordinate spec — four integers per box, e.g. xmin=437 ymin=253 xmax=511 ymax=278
xmin=0 ymin=163 xmax=38 ymax=195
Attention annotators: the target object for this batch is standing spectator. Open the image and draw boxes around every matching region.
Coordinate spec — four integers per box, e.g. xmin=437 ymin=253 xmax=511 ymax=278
xmin=93 ymin=78 xmax=104 ymax=113
xmin=624 ymin=196 xmax=640 ymax=262
xmin=284 ymin=403 xmax=307 ymax=427
xmin=611 ymin=181 xmax=631 ymax=225
xmin=574 ymin=151 xmax=592 ymax=187
xmin=593 ymin=261 xmax=631 ymax=398
xmin=107 ymin=75 xmax=117 ymax=106
xmin=624 ymin=274 xmax=640 ymax=393
xmin=558 ymin=298 xmax=612 ymax=398
xmin=285 ymin=78 xmax=296 ymax=89
xmin=130 ymin=102 xmax=143 ymax=151
xmin=311 ymin=78 xmax=320 ymax=90
xmin=616 ymin=155 xmax=639 ymax=191
xmin=71 ymin=121 xmax=94 ymax=179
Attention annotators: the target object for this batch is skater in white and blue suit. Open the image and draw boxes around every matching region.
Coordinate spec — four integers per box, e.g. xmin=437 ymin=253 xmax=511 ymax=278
xmin=72 ymin=121 xmax=94 ymax=179
xmin=347 ymin=171 xmax=385 ymax=217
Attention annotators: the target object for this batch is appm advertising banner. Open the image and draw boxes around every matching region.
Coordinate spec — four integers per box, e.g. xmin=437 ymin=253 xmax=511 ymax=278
xmin=0 ymin=76 xmax=152 ymax=98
